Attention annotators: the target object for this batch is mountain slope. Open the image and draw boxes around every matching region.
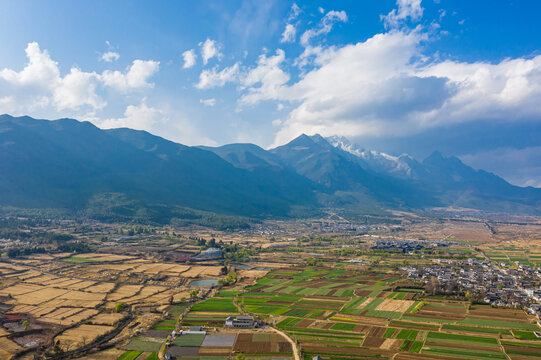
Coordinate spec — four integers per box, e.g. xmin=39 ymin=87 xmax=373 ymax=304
xmin=270 ymin=134 xmax=439 ymax=209
xmin=1 ymin=114 xmax=540 ymax=219
xmin=0 ymin=115 xmax=316 ymax=217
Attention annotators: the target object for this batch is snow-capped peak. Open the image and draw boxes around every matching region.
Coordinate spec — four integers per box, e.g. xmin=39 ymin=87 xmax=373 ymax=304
xmin=326 ymin=135 xmax=416 ymax=178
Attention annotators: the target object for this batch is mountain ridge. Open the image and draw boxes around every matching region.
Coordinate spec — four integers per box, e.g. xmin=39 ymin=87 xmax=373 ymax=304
xmin=1 ymin=114 xmax=540 ymax=221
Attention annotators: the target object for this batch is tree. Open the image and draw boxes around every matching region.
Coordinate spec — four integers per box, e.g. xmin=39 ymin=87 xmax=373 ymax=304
xmin=190 ymin=289 xmax=199 ymax=298
xmin=236 ymin=354 xmax=247 ymax=360
xmin=22 ymin=320 xmax=30 ymax=331
xmin=114 ymin=302 xmax=125 ymax=313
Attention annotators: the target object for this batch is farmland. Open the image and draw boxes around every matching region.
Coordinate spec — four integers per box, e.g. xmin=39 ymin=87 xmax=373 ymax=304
xmin=0 ymin=211 xmax=540 ymax=359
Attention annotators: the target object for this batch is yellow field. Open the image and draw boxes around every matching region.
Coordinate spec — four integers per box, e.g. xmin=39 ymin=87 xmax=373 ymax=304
xmin=89 ymin=312 xmax=124 ymax=325
xmin=54 ymin=324 xmax=113 ymax=349
xmin=107 ymin=285 xmax=142 ymax=301
xmin=0 ymin=337 xmax=22 ymax=359
xmin=376 ymin=299 xmax=415 ymax=312
xmin=84 ymin=282 xmax=116 ymax=293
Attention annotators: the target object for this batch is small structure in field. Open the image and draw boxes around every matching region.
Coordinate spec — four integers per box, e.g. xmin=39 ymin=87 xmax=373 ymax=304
xmin=225 ymin=315 xmax=255 ymax=328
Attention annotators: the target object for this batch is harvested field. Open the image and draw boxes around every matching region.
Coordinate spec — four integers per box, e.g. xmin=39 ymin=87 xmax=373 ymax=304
xmin=54 ymin=324 xmax=113 ymax=348
xmin=14 ymin=287 xmax=69 ymax=305
xmin=468 ymin=305 xmax=531 ymax=321
xmin=376 ymin=298 xmax=414 ymax=312
xmin=197 ymin=346 xmax=232 ymax=355
xmin=84 ymin=282 xmax=116 ymax=293
xmin=380 ymin=338 xmax=403 ymax=350
xmin=0 ymin=283 xmax=43 ymax=296
xmin=363 ymin=336 xmax=386 ymax=347
xmin=107 ymin=285 xmax=142 ymax=301
xmin=89 ymin=312 xmax=124 ymax=325
xmin=0 ymin=337 xmax=22 ymax=358
xmin=41 ymin=308 xmax=99 ymax=325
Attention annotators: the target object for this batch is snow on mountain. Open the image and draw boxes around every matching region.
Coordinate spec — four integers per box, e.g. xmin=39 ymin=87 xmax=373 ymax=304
xmin=326 ymin=135 xmax=417 ymax=178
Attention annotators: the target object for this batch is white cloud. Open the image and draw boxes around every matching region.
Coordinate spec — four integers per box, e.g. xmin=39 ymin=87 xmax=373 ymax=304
xmin=200 ymin=98 xmax=216 ymax=106
xmin=290 ymin=3 xmax=301 ymax=20
xmin=0 ymin=42 xmax=159 ymax=115
xmin=272 ymin=119 xmax=282 ymax=127
xmin=240 ymin=49 xmax=289 ymax=105
xmin=200 ymin=38 xmax=223 ymax=65
xmin=100 ymin=59 xmax=160 ymax=91
xmin=99 ymin=101 xmax=164 ymax=130
xmin=53 ymin=67 xmax=105 ymax=110
xmin=382 ymin=0 xmax=423 ymax=29
xmin=182 ymin=49 xmax=196 ymax=68
xmin=300 ymin=10 xmax=348 ymax=46
xmin=195 ymin=62 xmax=240 ymax=89
xmin=0 ymin=42 xmax=59 ymax=90
xmin=277 ymin=103 xmax=284 ymax=110
xmin=229 ymin=24 xmax=541 ymax=148
xmin=281 ymin=24 xmax=296 ymax=43
xmin=101 ymin=51 xmax=120 ymax=62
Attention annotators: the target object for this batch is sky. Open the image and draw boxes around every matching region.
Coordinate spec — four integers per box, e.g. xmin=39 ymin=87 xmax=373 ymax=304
xmin=1 ymin=0 xmax=541 ymax=187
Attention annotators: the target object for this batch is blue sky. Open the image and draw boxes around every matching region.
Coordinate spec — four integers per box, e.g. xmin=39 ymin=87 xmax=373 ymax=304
xmin=1 ymin=0 xmax=541 ymax=187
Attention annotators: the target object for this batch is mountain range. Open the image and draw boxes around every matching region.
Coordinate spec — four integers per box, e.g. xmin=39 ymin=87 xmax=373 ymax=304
xmin=1 ymin=114 xmax=540 ymax=223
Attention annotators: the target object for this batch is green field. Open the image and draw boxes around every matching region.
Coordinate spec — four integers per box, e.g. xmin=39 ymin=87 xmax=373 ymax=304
xmin=173 ymin=333 xmax=206 ymax=346
xmin=117 ymin=351 xmax=142 ymax=360
xmin=190 ymin=297 xmax=238 ymax=313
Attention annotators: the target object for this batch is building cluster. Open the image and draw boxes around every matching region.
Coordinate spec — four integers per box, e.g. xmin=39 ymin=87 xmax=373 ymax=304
xmin=405 ymin=258 xmax=541 ymax=322
xmin=372 ymin=238 xmax=453 ymax=252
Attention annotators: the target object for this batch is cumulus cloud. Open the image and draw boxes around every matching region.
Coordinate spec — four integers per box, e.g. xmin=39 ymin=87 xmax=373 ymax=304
xmin=231 ymin=22 xmax=541 ymax=148
xmin=281 ymin=24 xmax=296 ymax=43
xmin=54 ymin=67 xmax=105 ymax=110
xmin=200 ymin=38 xmax=223 ymax=65
xmin=0 ymin=42 xmax=59 ymax=90
xmin=0 ymin=42 xmax=160 ymax=116
xmin=99 ymin=101 xmax=164 ymax=130
xmin=182 ymin=49 xmax=196 ymax=68
xmin=101 ymin=51 xmax=120 ymax=62
xmin=195 ymin=62 xmax=240 ymax=89
xmin=300 ymin=10 xmax=348 ymax=46
xmin=382 ymin=0 xmax=424 ymax=29
xmin=240 ymin=49 xmax=289 ymax=105
xmin=200 ymin=98 xmax=216 ymax=106
xmin=100 ymin=59 xmax=160 ymax=91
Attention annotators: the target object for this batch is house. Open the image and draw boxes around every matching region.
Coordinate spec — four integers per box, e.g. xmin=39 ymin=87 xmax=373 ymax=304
xmin=312 ymin=356 xmax=323 ymax=360
xmin=225 ymin=315 xmax=255 ymax=328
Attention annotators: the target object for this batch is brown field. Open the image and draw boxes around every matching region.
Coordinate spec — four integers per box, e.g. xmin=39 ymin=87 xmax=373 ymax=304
xmin=54 ymin=324 xmax=113 ymax=349
xmin=0 ymin=283 xmax=43 ymax=296
xmin=88 ymin=312 xmax=124 ymax=325
xmin=41 ymin=307 xmax=99 ymax=325
xmin=380 ymin=338 xmax=403 ymax=350
xmin=80 ymin=348 xmax=126 ymax=360
xmin=233 ymin=333 xmax=292 ymax=353
xmin=107 ymin=285 xmax=142 ymax=301
xmin=425 ymin=341 xmax=500 ymax=353
xmin=0 ymin=337 xmax=22 ymax=359
xmin=468 ymin=305 xmax=530 ymax=321
xmin=84 ymin=282 xmax=116 ymax=293
xmin=181 ymin=266 xmax=223 ymax=277
xmin=376 ymin=299 xmax=415 ymax=312
xmin=363 ymin=336 xmax=386 ymax=347
xmin=197 ymin=347 xmax=232 ymax=355
xmin=14 ymin=287 xmax=69 ymax=305
xmin=367 ymin=327 xmax=386 ymax=337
